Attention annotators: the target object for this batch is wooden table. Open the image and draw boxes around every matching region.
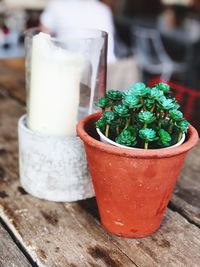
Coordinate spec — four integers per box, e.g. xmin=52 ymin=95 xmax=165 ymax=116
xmin=0 ymin=58 xmax=200 ymax=267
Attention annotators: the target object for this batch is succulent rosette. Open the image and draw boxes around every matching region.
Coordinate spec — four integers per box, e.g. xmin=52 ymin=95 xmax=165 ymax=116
xmin=139 ymin=128 xmax=158 ymax=148
xmin=95 ymin=82 xmax=189 ymax=149
xmin=103 ymin=111 xmax=115 ymax=124
xmin=95 ymin=97 xmax=112 ymax=110
xmin=96 ymin=118 xmax=106 ymax=131
xmin=158 ymin=129 xmax=172 ymax=147
xmin=155 ymin=83 xmax=170 ymax=93
xmin=158 ymin=97 xmax=176 ymax=111
xmin=115 ymin=127 xmax=137 ymax=147
xmin=139 ymin=128 xmax=158 ymax=142
xmin=114 ymin=104 xmax=130 ymax=117
xmin=106 ymin=90 xmax=123 ymax=101
xmin=149 ymin=87 xmax=164 ymax=100
xmin=138 ymin=111 xmax=156 ymax=125
xmin=169 ymin=109 xmax=183 ymax=121
xmin=175 ymin=119 xmax=189 ymax=133
xmin=128 ymin=82 xmax=150 ymax=97
xmin=123 ymin=95 xmax=142 ymax=109
xmin=144 ymin=98 xmax=154 ymax=110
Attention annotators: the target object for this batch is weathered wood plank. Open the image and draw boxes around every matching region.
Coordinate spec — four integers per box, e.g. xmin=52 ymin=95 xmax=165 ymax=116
xmin=0 ymin=185 xmax=136 ymax=267
xmin=1 ymin=180 xmax=200 ymax=267
xmin=0 ymin=58 xmax=25 ymax=104
xmin=0 ymin=222 xmax=32 ymax=267
xmin=1 ymin=58 xmax=200 ymax=227
xmin=0 ymin=97 xmax=24 ymax=187
xmin=170 ymin=142 xmax=200 ymax=226
xmin=111 ymin=209 xmax=200 ymax=267
xmin=79 ymin=198 xmax=200 ymax=267
xmin=0 ymin=58 xmax=200 ymax=267
xmin=0 ymin=97 xmax=135 ymax=267
xmin=0 ymin=96 xmax=199 ymax=267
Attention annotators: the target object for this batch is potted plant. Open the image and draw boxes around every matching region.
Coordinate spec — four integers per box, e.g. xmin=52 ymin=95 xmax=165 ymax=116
xmin=77 ymin=82 xmax=199 ymax=238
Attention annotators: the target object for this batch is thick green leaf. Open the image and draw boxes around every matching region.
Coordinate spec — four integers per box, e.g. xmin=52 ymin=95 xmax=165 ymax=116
xmin=106 ymin=90 xmax=123 ymax=101
xmin=169 ymin=109 xmax=183 ymax=121
xmin=158 ymin=129 xmax=172 ymax=146
xmin=149 ymin=87 xmax=164 ymax=100
xmin=144 ymin=98 xmax=154 ymax=109
xmin=175 ymin=119 xmax=189 ymax=133
xmin=138 ymin=111 xmax=156 ymax=124
xmin=114 ymin=104 xmax=130 ymax=117
xmin=103 ymin=111 xmax=115 ymax=124
xmin=115 ymin=128 xmax=137 ymax=147
xmin=155 ymin=83 xmax=170 ymax=93
xmin=129 ymin=82 xmax=150 ymax=97
xmin=139 ymin=128 xmax=158 ymax=142
xmin=158 ymin=97 xmax=176 ymax=110
xmin=95 ymin=97 xmax=112 ymax=109
xmin=123 ymin=95 xmax=141 ymax=108
xmin=96 ymin=118 xmax=106 ymax=131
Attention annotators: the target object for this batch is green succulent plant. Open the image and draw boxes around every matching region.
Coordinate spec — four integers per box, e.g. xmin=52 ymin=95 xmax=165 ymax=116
xmin=138 ymin=111 xmax=156 ymax=125
xmin=169 ymin=109 xmax=183 ymax=121
xmin=106 ymin=90 xmax=123 ymax=101
xmin=144 ymin=98 xmax=154 ymax=110
xmin=123 ymin=95 xmax=141 ymax=109
xmin=149 ymin=87 xmax=164 ymax=100
xmin=114 ymin=104 xmax=130 ymax=117
xmin=95 ymin=82 xmax=189 ymax=149
xmin=158 ymin=129 xmax=172 ymax=147
xmin=175 ymin=119 xmax=190 ymax=134
xmin=103 ymin=111 xmax=115 ymax=124
xmin=102 ymin=111 xmax=116 ymax=137
xmin=96 ymin=118 xmax=106 ymax=130
xmin=115 ymin=127 xmax=137 ymax=147
xmin=155 ymin=83 xmax=170 ymax=93
xmin=139 ymin=128 xmax=158 ymax=149
xmin=158 ymin=97 xmax=176 ymax=111
xmin=129 ymin=82 xmax=150 ymax=97
xmin=95 ymin=97 xmax=112 ymax=110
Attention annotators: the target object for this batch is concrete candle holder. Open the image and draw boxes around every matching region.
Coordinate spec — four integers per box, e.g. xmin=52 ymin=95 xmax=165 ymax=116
xmin=18 ymin=115 xmax=94 ymax=202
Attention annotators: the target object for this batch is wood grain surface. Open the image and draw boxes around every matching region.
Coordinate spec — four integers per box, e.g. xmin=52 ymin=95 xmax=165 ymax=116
xmin=0 ymin=222 xmax=32 ymax=267
xmin=170 ymin=143 xmax=200 ymax=227
xmin=0 ymin=58 xmax=200 ymax=267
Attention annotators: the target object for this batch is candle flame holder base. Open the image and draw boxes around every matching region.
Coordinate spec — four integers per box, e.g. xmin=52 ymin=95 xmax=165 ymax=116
xmin=18 ymin=115 xmax=94 ymax=202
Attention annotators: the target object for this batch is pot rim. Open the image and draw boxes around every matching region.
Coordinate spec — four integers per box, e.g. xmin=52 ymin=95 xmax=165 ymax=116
xmin=77 ymin=112 xmax=199 ymax=159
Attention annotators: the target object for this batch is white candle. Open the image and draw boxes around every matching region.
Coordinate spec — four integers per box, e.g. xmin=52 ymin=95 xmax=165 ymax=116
xmin=27 ymin=32 xmax=84 ymax=137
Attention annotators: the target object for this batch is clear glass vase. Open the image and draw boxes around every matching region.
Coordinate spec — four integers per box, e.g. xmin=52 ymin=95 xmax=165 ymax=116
xmin=25 ymin=28 xmax=107 ymax=137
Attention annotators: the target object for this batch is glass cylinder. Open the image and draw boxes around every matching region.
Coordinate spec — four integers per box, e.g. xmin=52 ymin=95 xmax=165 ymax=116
xmin=25 ymin=28 xmax=107 ymax=137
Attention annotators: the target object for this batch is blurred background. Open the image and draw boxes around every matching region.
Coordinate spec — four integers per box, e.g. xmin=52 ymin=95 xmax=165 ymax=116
xmin=0 ymin=0 xmax=200 ymax=130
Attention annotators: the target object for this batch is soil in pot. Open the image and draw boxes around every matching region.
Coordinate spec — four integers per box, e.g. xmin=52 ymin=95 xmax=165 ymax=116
xmin=77 ymin=113 xmax=199 ymax=238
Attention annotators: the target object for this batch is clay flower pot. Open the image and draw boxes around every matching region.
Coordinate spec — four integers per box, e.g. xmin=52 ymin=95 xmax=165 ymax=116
xmin=77 ymin=112 xmax=199 ymax=238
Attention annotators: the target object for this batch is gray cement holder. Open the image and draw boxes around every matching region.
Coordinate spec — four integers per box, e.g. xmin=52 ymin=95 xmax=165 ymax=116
xmin=18 ymin=115 xmax=94 ymax=202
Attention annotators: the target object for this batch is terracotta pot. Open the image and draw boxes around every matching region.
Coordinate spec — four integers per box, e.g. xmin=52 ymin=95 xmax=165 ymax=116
xmin=77 ymin=112 xmax=199 ymax=238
